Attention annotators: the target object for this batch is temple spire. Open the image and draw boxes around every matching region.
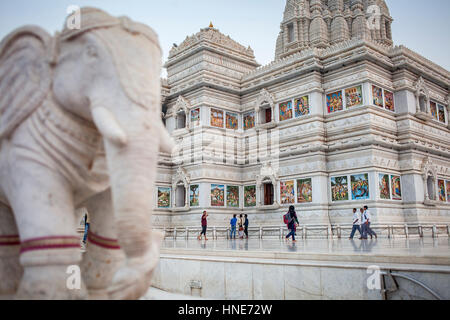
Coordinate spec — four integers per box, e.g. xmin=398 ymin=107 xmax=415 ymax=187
xmin=274 ymin=0 xmax=393 ymax=60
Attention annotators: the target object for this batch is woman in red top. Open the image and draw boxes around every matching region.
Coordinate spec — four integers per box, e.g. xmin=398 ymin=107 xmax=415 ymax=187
xmin=198 ymin=211 xmax=208 ymax=241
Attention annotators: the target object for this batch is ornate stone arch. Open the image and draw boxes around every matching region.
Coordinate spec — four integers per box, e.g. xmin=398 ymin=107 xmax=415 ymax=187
xmin=422 ymin=157 xmax=438 ymax=205
xmin=255 ymin=162 xmax=280 ymax=207
xmin=255 ymin=88 xmax=276 ymax=125
xmin=171 ymin=166 xmax=190 ymax=210
xmin=414 ymin=77 xmax=431 ymax=120
xmin=173 ymin=95 xmax=191 ymax=129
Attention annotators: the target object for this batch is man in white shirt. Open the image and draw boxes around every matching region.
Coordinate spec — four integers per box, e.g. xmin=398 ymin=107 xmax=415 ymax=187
xmin=364 ymin=206 xmax=377 ymax=239
xmin=359 ymin=208 xmax=368 ymax=239
xmin=349 ymin=208 xmax=361 ymax=239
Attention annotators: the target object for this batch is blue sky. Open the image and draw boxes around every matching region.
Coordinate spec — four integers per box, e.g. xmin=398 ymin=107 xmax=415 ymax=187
xmin=0 ymin=0 xmax=449 ymax=72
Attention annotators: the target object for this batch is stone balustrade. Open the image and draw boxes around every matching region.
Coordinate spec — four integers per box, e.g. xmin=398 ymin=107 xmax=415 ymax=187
xmin=154 ymin=223 xmax=450 ymax=241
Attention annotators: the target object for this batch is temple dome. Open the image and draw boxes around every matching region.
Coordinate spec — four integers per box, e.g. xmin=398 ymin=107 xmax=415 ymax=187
xmin=275 ymin=0 xmax=394 ymax=60
xmin=168 ymin=25 xmax=256 ymax=62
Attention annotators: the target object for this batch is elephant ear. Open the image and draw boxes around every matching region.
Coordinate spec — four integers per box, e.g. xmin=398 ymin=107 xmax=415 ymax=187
xmin=0 ymin=26 xmax=53 ymax=140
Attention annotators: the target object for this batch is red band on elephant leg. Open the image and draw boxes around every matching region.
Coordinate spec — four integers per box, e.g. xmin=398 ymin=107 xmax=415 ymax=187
xmin=87 ymin=232 xmax=121 ymax=250
xmin=0 ymin=235 xmax=20 ymax=246
xmin=20 ymin=236 xmax=80 ymax=253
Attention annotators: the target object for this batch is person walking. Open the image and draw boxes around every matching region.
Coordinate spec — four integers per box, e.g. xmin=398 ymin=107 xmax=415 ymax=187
xmin=349 ymin=208 xmax=362 ymax=239
xmin=244 ymin=214 xmax=249 ymax=239
xmin=230 ymin=214 xmax=237 ymax=239
xmin=238 ymin=214 xmax=244 ymax=239
xmin=197 ymin=211 xmax=208 ymax=241
xmin=364 ymin=206 xmax=377 ymax=239
xmin=285 ymin=206 xmax=299 ymax=242
xmin=82 ymin=210 xmax=90 ymax=244
xmin=359 ymin=208 xmax=367 ymax=239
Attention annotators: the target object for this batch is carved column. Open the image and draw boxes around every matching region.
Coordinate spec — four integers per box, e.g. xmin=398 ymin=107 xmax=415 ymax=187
xmin=447 ymin=95 xmax=450 ymax=129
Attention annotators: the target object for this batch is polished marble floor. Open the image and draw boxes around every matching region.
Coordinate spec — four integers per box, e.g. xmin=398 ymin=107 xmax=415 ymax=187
xmin=161 ymin=237 xmax=450 ymax=258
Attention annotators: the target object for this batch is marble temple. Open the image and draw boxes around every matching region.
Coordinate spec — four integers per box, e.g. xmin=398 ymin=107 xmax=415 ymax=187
xmin=154 ymin=0 xmax=450 ymax=229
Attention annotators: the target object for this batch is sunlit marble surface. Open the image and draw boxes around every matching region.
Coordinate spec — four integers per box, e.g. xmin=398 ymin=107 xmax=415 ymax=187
xmin=154 ymin=238 xmax=450 ymax=300
xmin=161 ymin=238 xmax=450 ymax=259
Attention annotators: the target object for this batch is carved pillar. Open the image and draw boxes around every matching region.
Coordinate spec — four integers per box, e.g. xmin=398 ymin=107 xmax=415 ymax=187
xmin=293 ymin=20 xmax=299 ymax=43
xmin=447 ymin=95 xmax=450 ymax=129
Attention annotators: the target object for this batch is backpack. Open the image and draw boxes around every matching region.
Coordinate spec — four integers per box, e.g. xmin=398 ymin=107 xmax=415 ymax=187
xmin=283 ymin=213 xmax=291 ymax=225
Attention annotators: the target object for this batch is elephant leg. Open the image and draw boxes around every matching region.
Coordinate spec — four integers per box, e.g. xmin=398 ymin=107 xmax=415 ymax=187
xmin=0 ymin=202 xmax=22 ymax=299
xmin=7 ymin=160 xmax=87 ymax=300
xmin=79 ymin=189 xmax=125 ymax=300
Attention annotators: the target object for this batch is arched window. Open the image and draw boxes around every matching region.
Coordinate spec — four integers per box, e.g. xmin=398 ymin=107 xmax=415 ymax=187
xmin=176 ymin=110 xmax=186 ymax=129
xmin=426 ymin=175 xmax=436 ymax=201
xmin=255 ymin=89 xmax=276 ymax=127
xmin=287 ymin=23 xmax=294 ymax=43
xmin=260 ymin=103 xmax=272 ymax=125
xmin=175 ymin=183 xmax=186 ymax=208
xmin=171 ymin=167 xmax=190 ymax=211
xmin=422 ymin=157 xmax=438 ymax=205
xmin=385 ymin=21 xmax=392 ymax=40
xmin=173 ymin=96 xmax=190 ymax=130
xmin=256 ymin=162 xmax=279 ymax=208
xmin=414 ymin=77 xmax=432 ymax=121
xmin=419 ymin=94 xmax=428 ymax=113
xmin=262 ymin=179 xmax=274 ymax=206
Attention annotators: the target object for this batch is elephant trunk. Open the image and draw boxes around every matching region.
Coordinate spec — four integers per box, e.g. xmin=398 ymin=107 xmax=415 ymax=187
xmin=99 ymin=109 xmax=160 ymax=260
xmin=91 ymin=96 xmax=174 ymax=299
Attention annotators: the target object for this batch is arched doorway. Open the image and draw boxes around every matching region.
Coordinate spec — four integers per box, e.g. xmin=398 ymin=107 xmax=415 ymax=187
xmin=176 ymin=110 xmax=187 ymax=129
xmin=171 ymin=167 xmax=191 ymax=211
xmin=175 ymin=183 xmax=186 ymax=208
xmin=263 ymin=181 xmax=274 ymax=206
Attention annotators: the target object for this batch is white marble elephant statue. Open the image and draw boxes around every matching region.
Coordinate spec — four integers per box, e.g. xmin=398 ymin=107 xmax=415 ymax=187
xmin=0 ymin=7 xmax=174 ymax=299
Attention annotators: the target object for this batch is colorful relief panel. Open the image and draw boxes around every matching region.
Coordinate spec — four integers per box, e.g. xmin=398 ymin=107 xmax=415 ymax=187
xmin=190 ymin=185 xmax=199 ymax=207
xmin=243 ymin=112 xmax=255 ymax=130
xmin=157 ymin=187 xmax=171 ymax=208
xmin=438 ymin=105 xmax=446 ymax=123
xmin=430 ymin=101 xmax=438 ymax=119
xmin=190 ymin=108 xmax=200 ymax=126
xmin=351 ymin=173 xmax=370 ymax=200
xmin=327 ymin=91 xmax=343 ymax=113
xmin=384 ymin=90 xmax=395 ymax=112
xmin=447 ymin=181 xmax=450 ymax=203
xmin=226 ymin=112 xmax=238 ymax=130
xmin=297 ymin=178 xmax=312 ymax=203
xmin=331 ymin=176 xmax=349 ymax=201
xmin=211 ymin=184 xmax=224 ymax=207
xmin=345 ymin=86 xmax=363 ymax=108
xmin=391 ymin=175 xmax=402 ymax=200
xmin=227 ymin=186 xmax=240 ymax=207
xmin=280 ymin=180 xmax=295 ymax=204
xmin=379 ymin=174 xmax=391 ymax=200
xmin=244 ymin=185 xmax=256 ymax=207
xmin=438 ymin=180 xmax=446 ymax=202
xmin=210 ymin=108 xmax=224 ymax=128
xmin=294 ymin=96 xmax=310 ymax=117
xmin=372 ymin=85 xmax=384 ymax=108
xmin=279 ymin=101 xmax=293 ymax=121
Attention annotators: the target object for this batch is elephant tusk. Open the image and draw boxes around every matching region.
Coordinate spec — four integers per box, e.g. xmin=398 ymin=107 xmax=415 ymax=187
xmin=158 ymin=121 xmax=175 ymax=154
xmin=92 ymin=107 xmax=128 ymax=147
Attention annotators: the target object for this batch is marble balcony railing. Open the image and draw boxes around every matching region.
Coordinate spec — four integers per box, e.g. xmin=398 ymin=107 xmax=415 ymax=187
xmin=155 ymin=223 xmax=450 ymax=241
